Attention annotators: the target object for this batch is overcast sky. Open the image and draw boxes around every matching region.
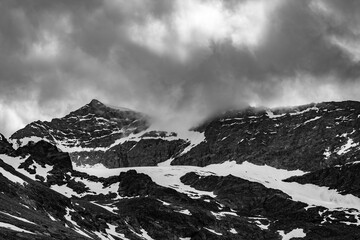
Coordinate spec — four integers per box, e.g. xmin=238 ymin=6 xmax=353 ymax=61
xmin=1 ymin=0 xmax=360 ymax=136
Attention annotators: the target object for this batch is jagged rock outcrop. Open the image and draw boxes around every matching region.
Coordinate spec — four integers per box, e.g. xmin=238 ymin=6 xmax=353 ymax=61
xmin=173 ymin=101 xmax=360 ymax=171
xmin=16 ymin=140 xmax=73 ymax=171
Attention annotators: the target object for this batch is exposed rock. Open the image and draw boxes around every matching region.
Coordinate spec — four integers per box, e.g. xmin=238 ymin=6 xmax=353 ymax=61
xmin=181 ymin=172 xmax=360 ymax=240
xmin=173 ymin=101 xmax=360 ymax=171
xmin=11 ymin=99 xmax=150 ymax=149
xmin=10 ymin=99 xmax=188 ymax=168
xmin=16 ymin=140 xmax=73 ymax=171
xmin=0 ymin=133 xmax=15 ymax=155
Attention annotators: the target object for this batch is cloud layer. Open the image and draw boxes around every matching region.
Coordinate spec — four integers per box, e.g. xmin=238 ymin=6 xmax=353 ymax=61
xmin=1 ymin=0 xmax=360 ymax=136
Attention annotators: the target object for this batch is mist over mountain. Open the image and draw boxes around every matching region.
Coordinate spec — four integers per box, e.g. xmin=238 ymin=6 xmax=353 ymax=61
xmin=1 ymin=0 xmax=360 ymax=138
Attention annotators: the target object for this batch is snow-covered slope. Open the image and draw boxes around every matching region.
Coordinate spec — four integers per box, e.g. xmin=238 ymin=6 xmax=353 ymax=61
xmin=75 ymin=162 xmax=360 ymax=212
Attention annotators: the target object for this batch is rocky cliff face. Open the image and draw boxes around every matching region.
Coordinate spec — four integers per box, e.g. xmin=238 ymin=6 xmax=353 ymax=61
xmin=173 ymin=101 xmax=360 ymax=171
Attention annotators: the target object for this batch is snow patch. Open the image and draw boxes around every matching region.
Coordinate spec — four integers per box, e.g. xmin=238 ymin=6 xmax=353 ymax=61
xmin=337 ymin=138 xmax=358 ymax=155
xmin=303 ymin=116 xmax=321 ymax=125
xmin=175 ymin=209 xmax=192 ymax=215
xmin=0 ymin=154 xmax=54 ymax=182
xmin=91 ymin=202 xmax=119 ymax=214
xmin=106 ymin=223 xmax=129 ymax=240
xmin=229 ymin=228 xmax=238 ymax=234
xmin=157 ymin=199 xmax=171 ymax=206
xmin=266 ymin=110 xmax=286 ymax=119
xmin=0 ymin=211 xmax=37 ymax=225
xmin=157 ymin=158 xmax=174 ymax=167
xmin=0 ymin=221 xmax=34 ymax=234
xmin=65 ymin=208 xmax=79 ymax=227
xmin=51 ymin=184 xmax=79 ymax=198
xmin=47 ymin=213 xmax=57 ymax=221
xmin=211 ymin=211 xmax=238 ymax=220
xmin=290 ymin=106 xmax=319 ymax=116
xmin=204 ymin=227 xmax=222 ymax=236
xmin=255 ymin=220 xmax=270 ymax=230
xmin=323 ymin=147 xmax=331 ymax=159
xmin=28 ymin=162 xmax=53 ymax=181
xmin=74 ymin=228 xmax=92 ymax=239
xmin=278 ymin=228 xmax=306 ymax=240
xmin=140 ymin=228 xmax=155 ymax=240
xmin=11 ymin=136 xmax=44 ymax=149
xmin=0 ymin=166 xmax=25 ymax=185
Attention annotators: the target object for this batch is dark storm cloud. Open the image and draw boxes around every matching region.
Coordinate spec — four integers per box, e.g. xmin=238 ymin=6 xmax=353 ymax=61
xmin=1 ymin=0 xmax=360 ymax=136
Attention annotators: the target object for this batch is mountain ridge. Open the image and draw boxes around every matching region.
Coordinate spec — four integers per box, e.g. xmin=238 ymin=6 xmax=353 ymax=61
xmin=9 ymin=99 xmax=360 ymax=172
xmin=1 ymin=99 xmax=360 ymax=239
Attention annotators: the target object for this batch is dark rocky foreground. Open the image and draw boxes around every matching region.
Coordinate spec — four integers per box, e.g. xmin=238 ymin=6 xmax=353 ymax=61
xmin=0 ymin=131 xmax=360 ymax=239
xmin=2 ymin=100 xmax=360 ymax=239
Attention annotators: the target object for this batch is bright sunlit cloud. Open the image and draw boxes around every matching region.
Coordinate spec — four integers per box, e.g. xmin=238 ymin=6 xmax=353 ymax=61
xmin=128 ymin=0 xmax=277 ymax=61
xmin=32 ymin=32 xmax=60 ymax=59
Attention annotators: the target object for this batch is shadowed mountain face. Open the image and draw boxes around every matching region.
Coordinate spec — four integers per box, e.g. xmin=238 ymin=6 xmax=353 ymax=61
xmin=2 ymin=100 xmax=360 ymax=239
xmin=173 ymin=101 xmax=360 ymax=171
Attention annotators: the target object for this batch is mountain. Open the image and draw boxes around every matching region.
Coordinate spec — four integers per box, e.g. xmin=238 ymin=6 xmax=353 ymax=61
xmin=173 ymin=101 xmax=360 ymax=171
xmin=10 ymin=99 xmax=190 ymax=168
xmin=12 ymin=100 xmax=360 ymax=172
xmin=1 ymin=99 xmax=360 ymax=239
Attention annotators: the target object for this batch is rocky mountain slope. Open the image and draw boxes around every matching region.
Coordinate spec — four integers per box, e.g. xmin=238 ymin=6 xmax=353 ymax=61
xmin=11 ymin=100 xmax=360 ymax=172
xmin=11 ymin=99 xmax=190 ymax=168
xmin=173 ymin=101 xmax=360 ymax=171
xmin=1 ymin=99 xmax=360 ymax=239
